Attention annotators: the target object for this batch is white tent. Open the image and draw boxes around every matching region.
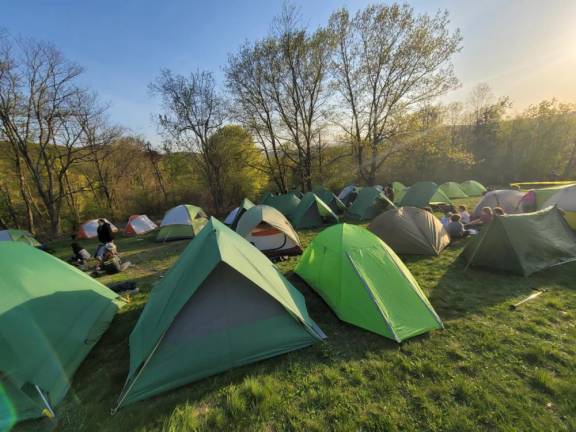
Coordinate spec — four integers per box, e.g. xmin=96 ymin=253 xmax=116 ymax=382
xmin=76 ymin=219 xmax=118 ymax=239
xmin=124 ymin=215 xmax=158 ymax=236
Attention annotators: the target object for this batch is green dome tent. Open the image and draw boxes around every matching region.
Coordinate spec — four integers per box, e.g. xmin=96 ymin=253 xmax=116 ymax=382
xmin=392 ymin=181 xmax=407 ymax=204
xmin=459 ymin=180 xmax=487 ymax=197
xmin=261 ymin=193 xmax=301 ymax=217
xmin=295 ymin=224 xmax=443 ymax=342
xmin=368 ymin=207 xmax=450 ymax=256
xmin=0 ymin=243 xmax=119 ymax=428
xmin=0 ymin=229 xmax=40 ymax=247
xmin=346 ymin=187 xmax=395 ymax=221
xmin=439 ymin=182 xmax=468 ymax=199
xmin=156 ymin=204 xmax=208 ymax=242
xmin=399 ymin=182 xmax=451 ymax=208
xmin=224 ymin=198 xmax=255 ymax=230
xmin=312 ymin=186 xmax=346 ymax=213
xmin=116 ymin=218 xmax=325 ymax=409
xmin=290 ymin=193 xmax=339 ymax=229
xmin=544 ymin=185 xmax=576 ymax=229
xmin=462 ymin=206 xmax=576 ymax=276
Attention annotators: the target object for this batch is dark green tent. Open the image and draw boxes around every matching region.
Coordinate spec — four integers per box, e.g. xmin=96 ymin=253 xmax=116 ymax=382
xmin=224 ymin=198 xmax=255 ymax=229
xmin=0 ymin=243 xmax=119 ymax=428
xmin=262 ymin=193 xmax=301 ymax=217
xmin=116 ymin=218 xmax=325 ymax=409
xmin=462 ymin=206 xmax=576 ymax=276
xmin=399 ymin=182 xmax=451 ymax=208
xmin=346 ymin=187 xmax=395 ymax=221
xmin=290 ymin=193 xmax=339 ymax=229
xmin=312 ymin=187 xmax=346 ymax=213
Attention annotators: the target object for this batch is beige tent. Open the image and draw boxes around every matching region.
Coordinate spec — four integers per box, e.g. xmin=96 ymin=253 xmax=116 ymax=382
xmin=368 ymin=206 xmax=450 ymax=256
xmin=236 ymin=205 xmax=302 ymax=257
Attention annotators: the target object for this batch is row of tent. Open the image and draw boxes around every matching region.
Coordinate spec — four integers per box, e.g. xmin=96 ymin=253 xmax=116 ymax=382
xmin=1 ymin=218 xmax=444 ymax=426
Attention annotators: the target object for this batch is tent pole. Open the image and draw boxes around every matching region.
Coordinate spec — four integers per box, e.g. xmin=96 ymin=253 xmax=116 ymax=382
xmin=34 ymin=385 xmax=55 ymax=419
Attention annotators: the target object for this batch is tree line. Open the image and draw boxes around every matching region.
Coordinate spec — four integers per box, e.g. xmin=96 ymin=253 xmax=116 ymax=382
xmin=1 ymin=3 xmax=575 ymax=237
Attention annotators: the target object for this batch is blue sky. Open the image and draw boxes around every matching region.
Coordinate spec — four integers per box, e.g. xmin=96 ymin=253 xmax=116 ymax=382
xmin=3 ymin=0 xmax=576 ymax=144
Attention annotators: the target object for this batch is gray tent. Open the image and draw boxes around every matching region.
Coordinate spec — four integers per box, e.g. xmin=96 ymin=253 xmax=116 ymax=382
xmin=472 ymin=190 xmax=524 ymax=218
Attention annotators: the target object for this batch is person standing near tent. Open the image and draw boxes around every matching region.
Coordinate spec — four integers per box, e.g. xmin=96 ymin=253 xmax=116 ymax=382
xmin=95 ymin=218 xmax=115 ymax=260
xmin=384 ymin=184 xmax=394 ymax=203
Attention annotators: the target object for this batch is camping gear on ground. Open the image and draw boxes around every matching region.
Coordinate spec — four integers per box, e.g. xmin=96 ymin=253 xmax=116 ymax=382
xmin=156 ymin=205 xmax=208 ymax=242
xmin=459 ymin=180 xmax=487 ymax=197
xmin=124 ymin=215 xmax=158 ymax=236
xmin=543 ymin=184 xmax=576 ymax=229
xmin=0 ymin=229 xmax=40 ymax=247
xmin=462 ymin=206 xmax=576 ymax=276
xmin=392 ymin=181 xmax=407 ymax=204
xmin=510 ymin=289 xmax=547 ymax=310
xmin=517 ymin=184 xmax=573 ymax=212
xmin=115 ymin=218 xmax=325 ymax=409
xmin=472 ymin=190 xmax=524 ymax=218
xmin=290 ymin=192 xmax=339 ymax=229
xmin=368 ymin=207 xmax=450 ymax=256
xmin=439 ymin=182 xmax=469 ymax=199
xmin=236 ymin=205 xmax=302 ymax=257
xmin=76 ymin=219 xmax=118 ymax=240
xmin=260 ymin=192 xmax=301 ymax=217
xmin=295 ymin=224 xmax=443 ymax=342
xmin=338 ymin=185 xmax=361 ymax=206
xmin=0 ymin=243 xmax=119 ymax=428
xmin=346 ymin=186 xmax=395 ymax=221
xmin=224 ymin=198 xmax=255 ymax=229
xmin=312 ymin=187 xmax=346 ymax=214
xmin=399 ymin=182 xmax=451 ymax=208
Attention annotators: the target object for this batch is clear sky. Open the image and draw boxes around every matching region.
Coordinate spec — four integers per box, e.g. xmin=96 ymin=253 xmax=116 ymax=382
xmin=3 ymin=0 xmax=576 ymax=144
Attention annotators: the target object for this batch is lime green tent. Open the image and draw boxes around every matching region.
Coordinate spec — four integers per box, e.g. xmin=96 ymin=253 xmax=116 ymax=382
xmin=392 ymin=182 xmax=407 ymax=204
xmin=290 ymin=193 xmax=339 ymax=229
xmin=116 ymin=218 xmax=325 ymax=409
xmin=312 ymin=187 xmax=346 ymax=213
xmin=261 ymin=193 xmax=301 ymax=217
xmin=224 ymin=198 xmax=255 ymax=229
xmin=459 ymin=180 xmax=487 ymax=197
xmin=439 ymin=182 xmax=468 ymax=199
xmin=0 ymin=229 xmax=40 ymax=247
xmin=156 ymin=204 xmax=208 ymax=242
xmin=295 ymin=224 xmax=443 ymax=342
xmin=462 ymin=206 xmax=576 ymax=276
xmin=0 ymin=243 xmax=119 ymax=428
xmin=346 ymin=187 xmax=395 ymax=221
xmin=399 ymin=182 xmax=451 ymax=208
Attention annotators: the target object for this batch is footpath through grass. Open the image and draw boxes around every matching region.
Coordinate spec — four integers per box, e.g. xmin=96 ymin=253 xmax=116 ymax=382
xmin=19 ymin=198 xmax=576 ymax=431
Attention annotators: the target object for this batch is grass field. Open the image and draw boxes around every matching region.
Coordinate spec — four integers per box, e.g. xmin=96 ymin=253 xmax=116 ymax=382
xmin=18 ymin=198 xmax=576 ymax=432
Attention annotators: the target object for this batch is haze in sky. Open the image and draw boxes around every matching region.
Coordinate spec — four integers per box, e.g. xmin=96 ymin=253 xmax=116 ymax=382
xmin=3 ymin=0 xmax=576 ymax=143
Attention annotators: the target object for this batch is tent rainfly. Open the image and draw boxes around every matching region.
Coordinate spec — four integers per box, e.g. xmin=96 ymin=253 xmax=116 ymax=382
xmin=76 ymin=219 xmax=118 ymax=240
xmin=462 ymin=206 xmax=576 ymax=276
xmin=439 ymin=182 xmax=469 ymax=199
xmin=0 ymin=229 xmax=40 ymax=247
xmin=543 ymin=185 xmax=576 ymax=229
xmin=312 ymin=187 xmax=346 ymax=214
xmin=124 ymin=215 xmax=158 ymax=236
xmin=459 ymin=180 xmax=487 ymax=197
xmin=399 ymin=182 xmax=451 ymax=208
xmin=261 ymin=193 xmax=301 ymax=217
xmin=115 ymin=218 xmax=325 ymax=409
xmin=295 ymin=224 xmax=443 ymax=342
xmin=156 ymin=205 xmax=208 ymax=242
xmin=236 ymin=205 xmax=302 ymax=257
xmin=224 ymin=198 xmax=255 ymax=230
xmin=290 ymin=192 xmax=339 ymax=229
xmin=472 ymin=190 xmax=524 ymax=218
xmin=368 ymin=207 xmax=450 ymax=256
xmin=0 ymin=243 xmax=119 ymax=428
xmin=346 ymin=187 xmax=395 ymax=221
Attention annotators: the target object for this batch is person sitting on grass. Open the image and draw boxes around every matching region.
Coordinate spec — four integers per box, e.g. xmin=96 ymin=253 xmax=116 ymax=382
xmin=68 ymin=241 xmax=91 ymax=267
xmin=93 ymin=243 xmax=131 ymax=276
xmin=493 ymin=207 xmax=505 ymax=216
xmin=446 ymin=213 xmax=469 ymax=241
xmin=458 ymin=205 xmax=471 ymax=224
xmin=440 ymin=211 xmax=452 ymax=226
xmin=468 ymin=207 xmax=493 ymax=228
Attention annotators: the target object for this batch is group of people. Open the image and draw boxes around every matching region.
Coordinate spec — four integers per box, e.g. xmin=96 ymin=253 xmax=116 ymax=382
xmin=440 ymin=205 xmax=505 ymax=241
xmin=69 ymin=219 xmax=128 ymax=275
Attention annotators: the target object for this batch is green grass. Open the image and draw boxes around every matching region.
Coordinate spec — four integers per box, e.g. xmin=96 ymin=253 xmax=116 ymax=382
xmin=17 ymin=198 xmax=576 ymax=431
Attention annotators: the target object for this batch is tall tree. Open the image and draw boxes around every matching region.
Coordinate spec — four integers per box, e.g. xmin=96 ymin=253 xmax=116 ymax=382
xmin=329 ymin=3 xmax=462 ymax=185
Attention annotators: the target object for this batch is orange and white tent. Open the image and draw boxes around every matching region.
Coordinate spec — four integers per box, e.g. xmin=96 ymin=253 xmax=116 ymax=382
xmin=124 ymin=215 xmax=158 ymax=236
xmin=76 ymin=219 xmax=118 ymax=239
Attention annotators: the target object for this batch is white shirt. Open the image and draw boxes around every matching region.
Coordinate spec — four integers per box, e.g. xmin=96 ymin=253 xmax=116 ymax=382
xmin=460 ymin=211 xmax=471 ymax=224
